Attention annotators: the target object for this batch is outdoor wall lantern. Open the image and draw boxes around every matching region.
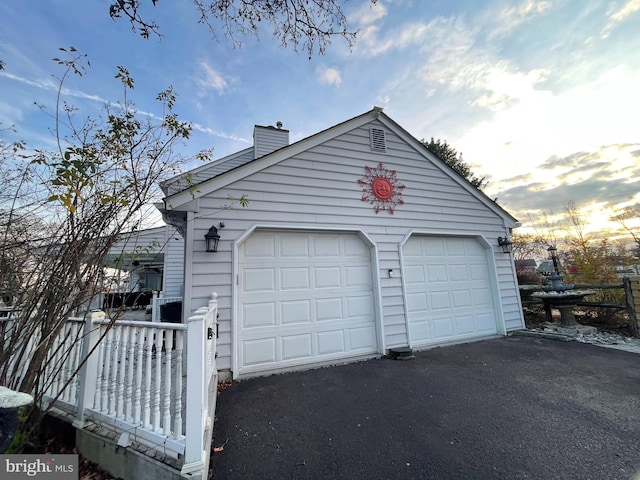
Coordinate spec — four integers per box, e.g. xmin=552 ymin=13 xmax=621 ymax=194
xmin=205 ymin=222 xmax=224 ymax=253
xmin=497 ymin=236 xmax=513 ymax=254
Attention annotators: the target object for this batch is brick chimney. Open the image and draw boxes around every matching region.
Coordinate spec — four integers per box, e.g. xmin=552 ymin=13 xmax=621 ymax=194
xmin=253 ymin=122 xmax=289 ymax=159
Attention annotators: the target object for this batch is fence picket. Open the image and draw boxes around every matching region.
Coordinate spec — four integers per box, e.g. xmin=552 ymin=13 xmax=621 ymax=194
xmin=173 ymin=331 xmax=184 ymax=439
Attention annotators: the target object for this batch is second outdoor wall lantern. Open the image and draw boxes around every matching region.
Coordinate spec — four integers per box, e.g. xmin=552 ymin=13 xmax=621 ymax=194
xmin=205 ymin=222 xmax=225 ymax=252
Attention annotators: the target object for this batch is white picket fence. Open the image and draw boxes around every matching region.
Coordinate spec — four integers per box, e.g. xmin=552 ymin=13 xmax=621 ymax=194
xmin=0 ymin=292 xmax=219 ymax=478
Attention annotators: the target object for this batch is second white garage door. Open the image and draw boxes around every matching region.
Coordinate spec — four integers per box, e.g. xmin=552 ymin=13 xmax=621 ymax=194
xmin=403 ymin=235 xmax=498 ymax=347
xmin=237 ymin=230 xmax=378 ymax=377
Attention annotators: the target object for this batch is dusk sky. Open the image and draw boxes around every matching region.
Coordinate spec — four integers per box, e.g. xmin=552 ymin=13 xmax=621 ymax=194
xmin=1 ymin=0 xmax=639 ymax=240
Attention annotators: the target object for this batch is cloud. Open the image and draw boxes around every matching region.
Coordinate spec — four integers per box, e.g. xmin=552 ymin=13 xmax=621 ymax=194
xmin=0 ymin=70 xmax=116 ymax=108
xmin=354 ymin=1 xmax=552 ymax=102
xmin=190 ymin=123 xmax=251 ymax=143
xmin=470 ymin=66 xmax=550 ymax=111
xmin=0 ymin=71 xmax=58 ymax=91
xmin=356 ymin=21 xmax=430 ymax=56
xmin=197 ymin=61 xmax=229 ymax=95
xmin=317 ymin=66 xmax=342 ymax=87
xmin=609 ymin=0 xmax=640 ymax=21
xmin=603 ymin=0 xmax=640 ymax=37
xmin=459 ymin=65 xmax=640 ymax=187
xmin=0 ymin=101 xmax=25 ymax=124
xmin=351 ymin=1 xmax=388 ymax=25
xmin=491 ymin=0 xmax=553 ymax=38
xmin=492 ymin=144 xmax=640 ymax=230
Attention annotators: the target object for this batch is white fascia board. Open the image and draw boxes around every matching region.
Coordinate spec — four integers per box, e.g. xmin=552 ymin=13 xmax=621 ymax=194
xmin=164 ymin=111 xmax=377 ymax=210
xmin=163 ymin=196 xmax=199 ymax=213
xmin=377 ymin=115 xmax=520 ymax=229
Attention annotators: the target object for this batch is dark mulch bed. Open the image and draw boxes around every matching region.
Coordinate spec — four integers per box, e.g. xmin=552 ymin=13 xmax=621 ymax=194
xmin=25 ymin=381 xmax=240 ymax=480
xmin=25 ymin=415 xmax=120 ymax=480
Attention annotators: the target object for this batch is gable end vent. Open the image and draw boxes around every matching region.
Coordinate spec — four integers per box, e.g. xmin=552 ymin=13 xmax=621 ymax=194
xmin=370 ymin=128 xmax=387 ymax=152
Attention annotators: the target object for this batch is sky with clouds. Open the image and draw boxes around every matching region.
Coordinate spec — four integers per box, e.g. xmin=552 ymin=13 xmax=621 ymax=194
xmin=1 ymin=0 xmax=639 ymax=240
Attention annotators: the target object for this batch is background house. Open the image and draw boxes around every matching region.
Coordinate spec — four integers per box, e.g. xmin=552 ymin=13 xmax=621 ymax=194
xmin=160 ymin=107 xmax=524 ymax=379
xmin=103 ymin=225 xmax=184 ymax=295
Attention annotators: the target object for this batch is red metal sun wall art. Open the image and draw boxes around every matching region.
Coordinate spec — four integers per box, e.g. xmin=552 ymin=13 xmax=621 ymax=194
xmin=358 ymin=162 xmax=405 ymax=214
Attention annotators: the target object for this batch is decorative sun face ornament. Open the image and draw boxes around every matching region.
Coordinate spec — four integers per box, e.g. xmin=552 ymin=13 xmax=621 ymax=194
xmin=358 ymin=162 xmax=405 ymax=214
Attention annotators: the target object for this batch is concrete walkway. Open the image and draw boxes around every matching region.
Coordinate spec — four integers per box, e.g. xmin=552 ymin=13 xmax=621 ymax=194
xmin=211 ymin=336 xmax=640 ymax=480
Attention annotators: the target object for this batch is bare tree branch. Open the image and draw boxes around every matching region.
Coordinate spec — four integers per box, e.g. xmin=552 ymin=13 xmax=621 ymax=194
xmin=109 ymin=0 xmax=376 ymax=57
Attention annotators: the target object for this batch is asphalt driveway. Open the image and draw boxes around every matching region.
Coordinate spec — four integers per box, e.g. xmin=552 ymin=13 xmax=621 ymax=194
xmin=211 ymin=336 xmax=640 ymax=479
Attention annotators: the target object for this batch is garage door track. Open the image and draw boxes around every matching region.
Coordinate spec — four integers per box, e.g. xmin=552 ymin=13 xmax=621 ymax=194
xmin=212 ymin=336 xmax=640 ymax=479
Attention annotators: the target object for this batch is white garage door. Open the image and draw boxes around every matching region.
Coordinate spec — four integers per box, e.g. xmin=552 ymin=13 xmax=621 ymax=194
xmin=237 ymin=230 xmax=378 ymax=376
xmin=404 ymin=236 xmax=498 ymax=347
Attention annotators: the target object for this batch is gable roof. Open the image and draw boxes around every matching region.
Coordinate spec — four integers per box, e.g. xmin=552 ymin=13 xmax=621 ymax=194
xmin=161 ymin=146 xmax=254 ymax=196
xmin=163 ymin=107 xmax=519 ymax=227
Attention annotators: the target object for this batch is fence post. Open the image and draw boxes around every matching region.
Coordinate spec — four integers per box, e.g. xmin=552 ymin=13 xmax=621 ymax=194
xmin=624 ymin=277 xmax=639 ymax=338
xmin=73 ymin=310 xmax=104 ymax=428
xmin=151 ymin=291 xmax=158 ymax=322
xmin=206 ymin=293 xmax=219 ymax=380
xmin=181 ymin=309 xmax=207 ymax=476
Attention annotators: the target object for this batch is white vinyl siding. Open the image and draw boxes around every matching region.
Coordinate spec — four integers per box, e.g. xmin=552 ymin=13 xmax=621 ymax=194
xmin=162 ymin=227 xmax=184 ymax=297
xmin=253 ymin=126 xmax=289 ymax=158
xmin=182 ymin=119 xmax=523 ymax=373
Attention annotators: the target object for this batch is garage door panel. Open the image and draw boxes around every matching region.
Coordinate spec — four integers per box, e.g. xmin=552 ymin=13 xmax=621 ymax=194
xmin=452 ymin=289 xmax=472 ymax=307
xmin=316 ymin=297 xmax=343 ymax=321
xmin=427 ymin=265 xmax=447 ymax=282
xmin=280 ymin=267 xmax=310 ymax=290
xmin=455 ymin=316 xmax=475 ymax=335
xmin=465 ymin=239 xmax=485 ymax=256
xmin=244 ymin=234 xmax=276 ymax=257
xmin=430 ymin=291 xmax=450 ymax=310
xmin=446 ymin=238 xmax=465 ymax=255
xmin=348 ymin=326 xmax=377 ymax=350
xmin=314 ymin=266 xmax=342 ymax=288
xmin=280 ymin=300 xmax=311 ymax=325
xmin=280 ymin=235 xmax=309 ymax=257
xmin=347 ymin=294 xmax=375 ymax=318
xmin=345 ymin=265 xmax=372 ymax=288
xmin=432 ymin=317 xmax=454 ymax=338
xmin=281 ymin=268 xmax=308 ymax=291
xmin=282 ymin=334 xmax=313 ymax=361
xmin=404 ymin=265 xmax=425 ymax=284
xmin=243 ymin=302 xmax=276 ymax=328
xmin=449 ymin=264 xmax=469 ymax=281
xmin=407 ymin=292 xmax=428 ymax=313
xmin=243 ymin=268 xmax=276 ymax=292
xmin=403 ymin=239 xmax=423 ymax=256
xmin=344 ymin=236 xmax=369 ymax=257
xmin=404 ymin=236 xmax=498 ymax=348
xmin=473 ymin=288 xmax=492 ymax=306
xmin=476 ymin=313 xmax=497 ymax=332
xmin=238 ymin=231 xmax=377 ymax=375
xmin=242 ymin=338 xmax=277 ymax=366
xmin=410 ymin=319 xmax=430 ymax=343
xmin=313 ymin=236 xmax=341 ymax=257
xmin=424 ymin=237 xmax=446 ymax=256
xmin=470 ymin=264 xmax=489 ymax=280
xmin=317 ymin=330 xmax=345 ymax=355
